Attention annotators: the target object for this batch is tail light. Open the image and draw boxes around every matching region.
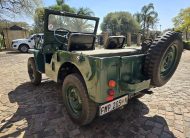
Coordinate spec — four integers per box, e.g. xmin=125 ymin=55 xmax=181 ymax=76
xmin=108 ymin=80 xmax=116 ymax=88
xmin=108 ymin=89 xmax=115 ymax=96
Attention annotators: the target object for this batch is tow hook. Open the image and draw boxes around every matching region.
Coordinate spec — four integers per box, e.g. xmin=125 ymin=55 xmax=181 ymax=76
xmin=141 ymin=90 xmax=153 ymax=94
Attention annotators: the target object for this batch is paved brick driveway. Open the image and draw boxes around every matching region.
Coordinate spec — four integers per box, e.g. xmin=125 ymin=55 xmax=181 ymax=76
xmin=0 ymin=51 xmax=190 ymax=138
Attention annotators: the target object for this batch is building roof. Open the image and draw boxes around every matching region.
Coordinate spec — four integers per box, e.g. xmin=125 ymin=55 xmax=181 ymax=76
xmin=9 ymin=25 xmax=25 ymax=30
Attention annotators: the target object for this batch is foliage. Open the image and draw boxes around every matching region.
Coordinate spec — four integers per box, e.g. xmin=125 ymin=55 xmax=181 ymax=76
xmin=49 ymin=14 xmax=95 ymax=33
xmin=32 ymin=0 xmax=95 ymax=34
xmin=49 ymin=4 xmax=76 ymax=13
xmin=134 ymin=3 xmax=158 ymax=38
xmin=173 ymin=7 xmax=190 ymax=40
xmin=0 ymin=0 xmax=42 ymax=19
xmin=183 ymin=41 xmax=190 ymax=50
xmin=76 ymin=7 xmax=95 ymax=16
xmin=101 ymin=12 xmax=140 ymax=35
xmin=32 ymin=8 xmax=45 ymax=34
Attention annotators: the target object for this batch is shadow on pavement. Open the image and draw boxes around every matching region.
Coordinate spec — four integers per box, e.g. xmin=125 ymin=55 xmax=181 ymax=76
xmin=0 ymin=81 xmax=175 ymax=138
xmin=6 ymin=51 xmax=31 ymax=54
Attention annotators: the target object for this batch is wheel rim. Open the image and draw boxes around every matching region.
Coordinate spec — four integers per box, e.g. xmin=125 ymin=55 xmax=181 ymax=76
xmin=28 ymin=63 xmax=35 ymax=81
xmin=66 ymin=86 xmax=82 ymax=116
xmin=21 ymin=46 xmax=28 ymax=52
xmin=160 ymin=43 xmax=177 ymax=77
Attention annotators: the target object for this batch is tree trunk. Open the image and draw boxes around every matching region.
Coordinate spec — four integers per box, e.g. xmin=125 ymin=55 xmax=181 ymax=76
xmin=142 ymin=20 xmax=146 ymax=40
xmin=186 ymin=26 xmax=189 ymax=41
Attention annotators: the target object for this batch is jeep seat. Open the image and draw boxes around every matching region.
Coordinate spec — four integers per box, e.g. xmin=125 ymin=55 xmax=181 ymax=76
xmin=67 ymin=33 xmax=96 ymax=51
xmin=104 ymin=36 xmax=126 ymax=49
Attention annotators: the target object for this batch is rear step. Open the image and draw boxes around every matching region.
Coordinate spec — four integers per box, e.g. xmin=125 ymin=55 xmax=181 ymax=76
xmin=141 ymin=89 xmax=153 ymax=94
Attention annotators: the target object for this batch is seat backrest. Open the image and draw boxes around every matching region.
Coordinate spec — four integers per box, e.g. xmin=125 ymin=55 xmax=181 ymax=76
xmin=67 ymin=33 xmax=96 ymax=51
xmin=104 ymin=36 xmax=126 ymax=49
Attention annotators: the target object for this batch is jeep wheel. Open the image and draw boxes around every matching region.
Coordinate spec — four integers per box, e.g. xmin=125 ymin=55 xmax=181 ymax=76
xmin=28 ymin=57 xmax=42 ymax=85
xmin=144 ymin=31 xmax=183 ymax=87
xmin=62 ymin=73 xmax=97 ymax=126
xmin=19 ymin=44 xmax=29 ymax=53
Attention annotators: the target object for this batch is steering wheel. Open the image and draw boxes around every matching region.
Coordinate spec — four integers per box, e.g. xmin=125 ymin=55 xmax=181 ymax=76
xmin=54 ymin=28 xmax=71 ymax=44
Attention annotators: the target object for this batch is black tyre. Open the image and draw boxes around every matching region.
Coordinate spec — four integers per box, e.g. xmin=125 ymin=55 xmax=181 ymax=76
xmin=62 ymin=73 xmax=97 ymax=125
xmin=19 ymin=44 xmax=29 ymax=53
xmin=144 ymin=31 xmax=183 ymax=87
xmin=28 ymin=57 xmax=42 ymax=85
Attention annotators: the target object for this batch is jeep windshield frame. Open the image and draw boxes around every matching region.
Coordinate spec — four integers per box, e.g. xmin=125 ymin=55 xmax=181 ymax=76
xmin=44 ymin=9 xmax=99 ymax=35
xmin=43 ymin=9 xmax=99 ymax=50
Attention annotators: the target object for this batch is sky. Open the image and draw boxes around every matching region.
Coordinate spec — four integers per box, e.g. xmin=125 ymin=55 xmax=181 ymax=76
xmin=12 ymin=0 xmax=190 ymax=32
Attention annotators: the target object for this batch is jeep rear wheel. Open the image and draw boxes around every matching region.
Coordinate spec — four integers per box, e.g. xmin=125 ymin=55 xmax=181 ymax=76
xmin=28 ymin=57 xmax=42 ymax=85
xmin=62 ymin=73 xmax=97 ymax=126
xmin=19 ymin=44 xmax=29 ymax=53
xmin=144 ymin=31 xmax=183 ymax=87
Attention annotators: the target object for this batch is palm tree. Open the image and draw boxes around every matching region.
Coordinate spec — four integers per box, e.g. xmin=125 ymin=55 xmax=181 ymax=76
xmin=56 ymin=0 xmax=64 ymax=6
xmin=134 ymin=12 xmax=142 ymax=24
xmin=135 ymin=3 xmax=158 ymax=38
xmin=76 ymin=7 xmax=95 ymax=16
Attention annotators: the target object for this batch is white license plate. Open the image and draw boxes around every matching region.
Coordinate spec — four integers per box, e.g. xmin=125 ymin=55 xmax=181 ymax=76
xmin=99 ymin=95 xmax=128 ymax=116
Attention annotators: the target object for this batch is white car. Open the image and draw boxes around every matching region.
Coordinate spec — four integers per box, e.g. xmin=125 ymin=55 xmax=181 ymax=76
xmin=12 ymin=33 xmax=44 ymax=53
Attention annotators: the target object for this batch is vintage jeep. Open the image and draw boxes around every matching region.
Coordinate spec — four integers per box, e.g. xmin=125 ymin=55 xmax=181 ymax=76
xmin=28 ymin=9 xmax=183 ymax=125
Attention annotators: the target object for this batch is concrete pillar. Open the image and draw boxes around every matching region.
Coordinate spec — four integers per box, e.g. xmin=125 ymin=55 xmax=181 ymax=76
xmin=127 ymin=32 xmax=131 ymax=46
xmin=146 ymin=31 xmax=150 ymax=39
xmin=116 ymin=32 xmax=121 ymax=36
xmin=102 ymin=32 xmax=109 ymax=46
xmin=137 ymin=33 xmax=141 ymax=46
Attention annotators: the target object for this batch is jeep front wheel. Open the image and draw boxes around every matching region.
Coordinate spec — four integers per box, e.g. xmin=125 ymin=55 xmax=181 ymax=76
xmin=62 ymin=73 xmax=97 ymax=126
xmin=28 ymin=57 xmax=42 ymax=85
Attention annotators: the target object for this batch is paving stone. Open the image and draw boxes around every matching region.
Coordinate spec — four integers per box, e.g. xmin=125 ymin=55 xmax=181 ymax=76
xmin=185 ymin=131 xmax=190 ymax=138
xmin=184 ymin=116 xmax=190 ymax=122
xmin=146 ymin=133 xmax=158 ymax=138
xmin=145 ymin=120 xmax=154 ymax=126
xmin=161 ymin=132 xmax=173 ymax=138
xmin=174 ymin=124 xmax=184 ymax=132
xmin=154 ymin=122 xmax=163 ymax=128
xmin=165 ymin=107 xmax=173 ymax=112
xmin=69 ymin=129 xmax=80 ymax=137
xmin=152 ymin=127 xmax=162 ymax=135
xmin=0 ymin=50 xmax=190 ymax=137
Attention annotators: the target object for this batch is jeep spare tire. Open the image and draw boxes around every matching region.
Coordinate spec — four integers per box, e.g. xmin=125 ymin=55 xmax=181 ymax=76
xmin=144 ymin=31 xmax=183 ymax=87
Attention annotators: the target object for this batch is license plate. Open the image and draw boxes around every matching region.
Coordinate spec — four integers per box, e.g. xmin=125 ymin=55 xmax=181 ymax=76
xmin=99 ymin=95 xmax=128 ymax=116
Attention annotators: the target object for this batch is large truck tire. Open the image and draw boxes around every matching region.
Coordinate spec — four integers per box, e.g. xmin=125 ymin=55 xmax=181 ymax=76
xmin=144 ymin=31 xmax=183 ymax=87
xmin=62 ymin=73 xmax=97 ymax=126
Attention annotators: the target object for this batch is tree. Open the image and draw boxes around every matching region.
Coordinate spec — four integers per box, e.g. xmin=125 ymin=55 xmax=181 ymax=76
xmin=56 ymin=0 xmax=64 ymax=6
xmin=77 ymin=7 xmax=95 ymax=16
xmin=49 ymin=4 xmax=76 ymax=13
xmin=173 ymin=7 xmax=190 ymax=40
xmin=134 ymin=3 xmax=158 ymax=38
xmin=32 ymin=8 xmax=45 ymax=33
xmin=33 ymin=1 xmax=95 ymax=33
xmin=101 ymin=12 xmax=140 ymax=35
xmin=0 ymin=0 xmax=42 ymax=19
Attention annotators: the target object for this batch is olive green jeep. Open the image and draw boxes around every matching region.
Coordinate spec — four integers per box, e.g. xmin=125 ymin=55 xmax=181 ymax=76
xmin=28 ymin=9 xmax=184 ymax=125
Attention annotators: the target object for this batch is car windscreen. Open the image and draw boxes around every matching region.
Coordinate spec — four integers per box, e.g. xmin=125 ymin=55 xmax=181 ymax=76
xmin=48 ymin=14 xmax=96 ymax=33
